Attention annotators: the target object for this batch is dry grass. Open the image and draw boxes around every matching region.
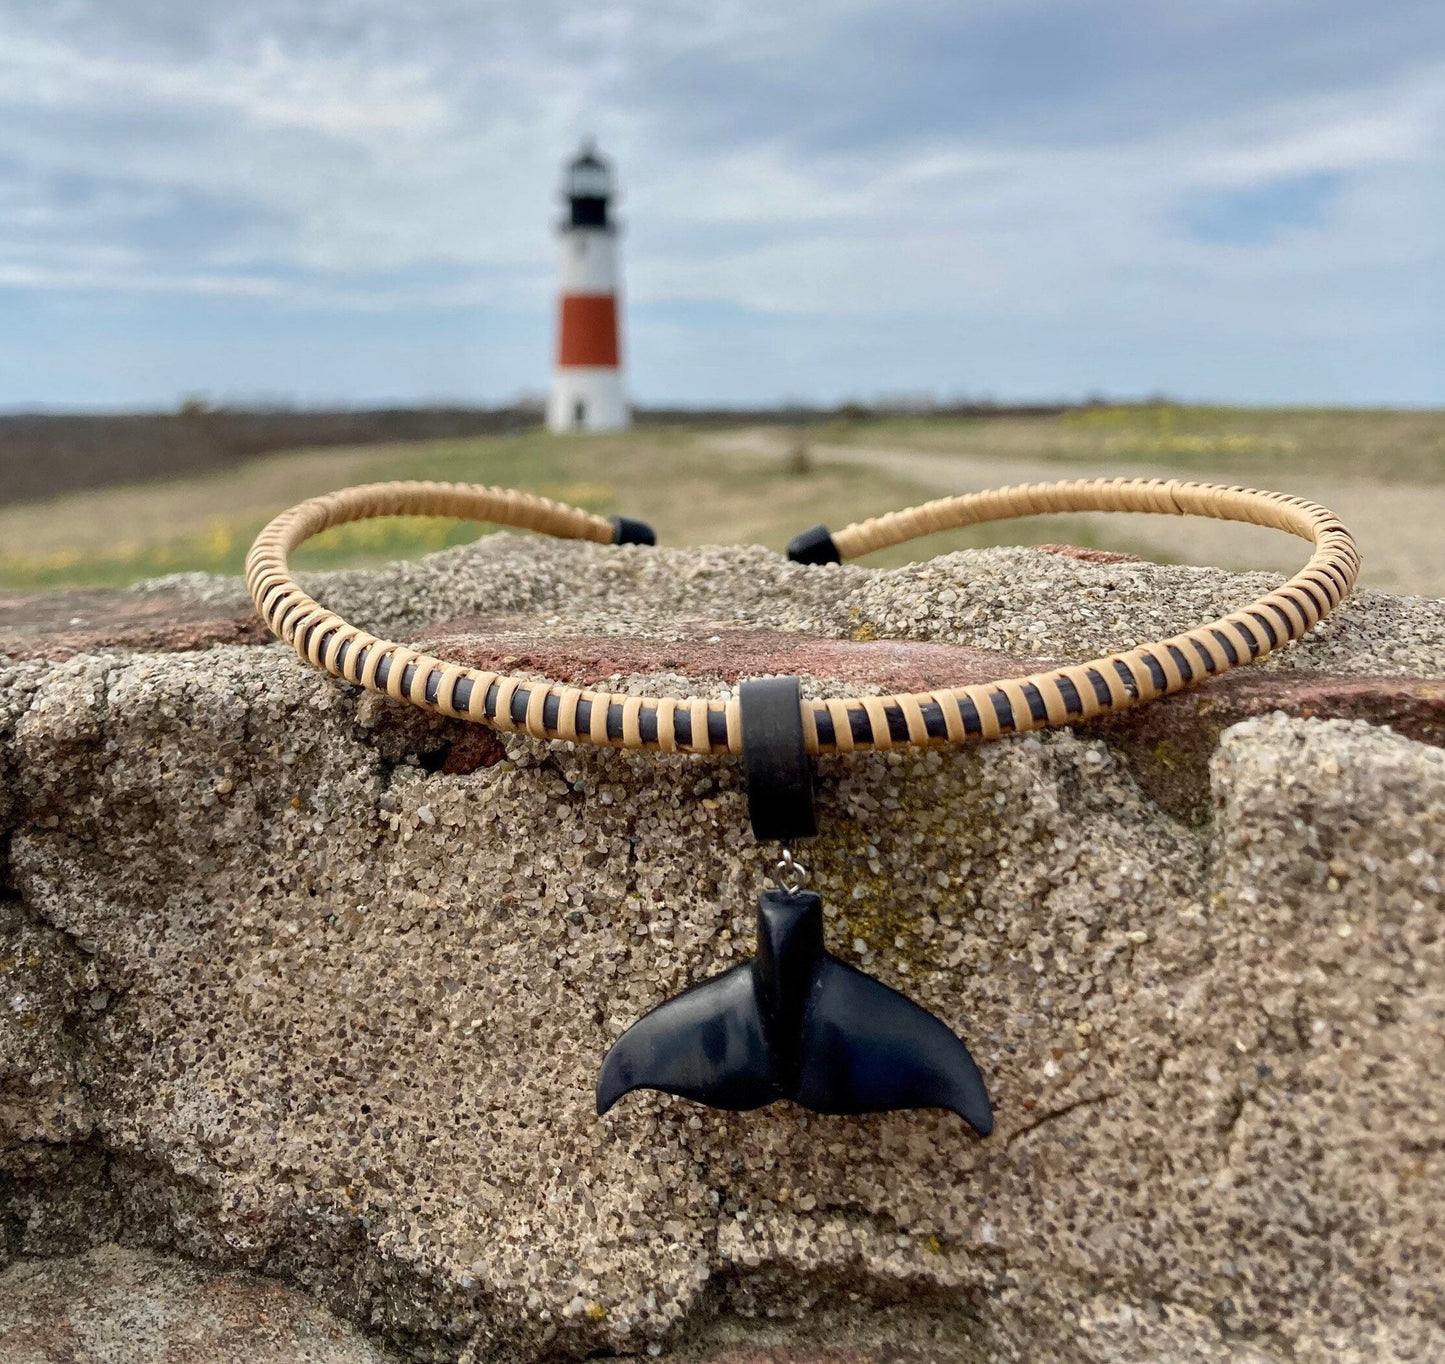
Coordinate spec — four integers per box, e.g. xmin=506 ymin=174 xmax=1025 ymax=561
xmin=0 ymin=425 xmax=934 ymax=588
xmin=760 ymin=405 xmax=1445 ymax=595
xmin=827 ymin=405 xmax=1445 ymax=485
xmin=1 ymin=405 xmax=1441 ymax=594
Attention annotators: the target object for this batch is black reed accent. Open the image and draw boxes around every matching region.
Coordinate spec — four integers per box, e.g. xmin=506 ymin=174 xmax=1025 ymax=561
xmin=1165 ymin=644 xmax=1193 ymax=683
xmin=1266 ymin=602 xmax=1296 ymax=637
xmin=1055 ymin=675 xmax=1084 ymax=714
xmin=1138 ymin=652 xmax=1167 ymax=691
xmin=1247 ymin=611 xmax=1278 ymax=649
xmin=1021 ymin=683 xmax=1048 ymax=722
xmin=813 ymin=707 xmax=835 ymax=746
xmin=1209 ymin=629 xmax=1240 ymax=667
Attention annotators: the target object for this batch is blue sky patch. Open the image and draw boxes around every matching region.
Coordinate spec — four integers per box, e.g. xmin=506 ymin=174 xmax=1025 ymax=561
xmin=1177 ymin=172 xmax=1345 ymax=246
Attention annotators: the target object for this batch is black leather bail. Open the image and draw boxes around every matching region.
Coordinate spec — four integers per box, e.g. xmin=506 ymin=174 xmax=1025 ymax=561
xmin=739 ymin=676 xmax=817 ymax=842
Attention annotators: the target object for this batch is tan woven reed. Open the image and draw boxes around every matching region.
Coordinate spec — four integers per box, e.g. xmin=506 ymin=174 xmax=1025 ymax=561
xmin=246 ymin=477 xmax=1360 ymax=756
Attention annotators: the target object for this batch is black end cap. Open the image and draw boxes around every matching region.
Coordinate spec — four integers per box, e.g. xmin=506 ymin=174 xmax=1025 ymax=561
xmin=786 ymin=524 xmax=841 ymax=565
xmin=610 ymin=515 xmax=657 ymax=547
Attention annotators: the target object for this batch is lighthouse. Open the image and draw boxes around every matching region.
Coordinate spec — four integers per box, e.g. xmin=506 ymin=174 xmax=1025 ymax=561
xmin=547 ymin=142 xmax=629 ymax=433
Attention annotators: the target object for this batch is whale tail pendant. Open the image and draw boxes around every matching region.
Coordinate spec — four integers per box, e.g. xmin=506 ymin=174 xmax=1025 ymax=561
xmin=596 ymin=888 xmax=993 ymax=1135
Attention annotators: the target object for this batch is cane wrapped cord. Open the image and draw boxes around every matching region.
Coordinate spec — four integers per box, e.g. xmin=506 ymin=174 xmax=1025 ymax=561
xmin=247 ymin=476 xmax=1359 ymax=756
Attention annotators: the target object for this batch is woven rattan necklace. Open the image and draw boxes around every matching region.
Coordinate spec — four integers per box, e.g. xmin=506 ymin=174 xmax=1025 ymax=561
xmin=247 ymin=477 xmax=1359 ymax=1136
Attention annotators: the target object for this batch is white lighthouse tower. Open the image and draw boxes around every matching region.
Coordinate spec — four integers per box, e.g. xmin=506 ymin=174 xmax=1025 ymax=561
xmin=547 ymin=142 xmax=629 ymax=433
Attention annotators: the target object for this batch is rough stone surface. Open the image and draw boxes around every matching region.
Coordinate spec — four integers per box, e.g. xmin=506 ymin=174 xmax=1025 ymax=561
xmin=0 ymin=1244 xmax=401 ymax=1362
xmin=2 ymin=539 xmax=1443 ymax=1363
xmin=0 ymin=585 xmax=267 ymax=661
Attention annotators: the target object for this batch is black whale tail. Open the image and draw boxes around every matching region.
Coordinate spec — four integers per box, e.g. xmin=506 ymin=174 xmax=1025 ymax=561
xmin=595 ymin=959 xmax=781 ymax=1115
xmin=595 ymin=891 xmax=993 ymax=1135
xmin=793 ymin=953 xmax=994 ymax=1135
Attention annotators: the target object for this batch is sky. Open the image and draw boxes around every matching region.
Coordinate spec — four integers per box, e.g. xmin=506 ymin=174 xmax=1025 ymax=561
xmin=1 ymin=0 xmax=1442 ymax=410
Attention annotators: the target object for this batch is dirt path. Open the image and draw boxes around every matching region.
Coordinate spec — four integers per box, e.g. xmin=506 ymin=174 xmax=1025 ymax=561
xmin=710 ymin=431 xmax=1445 ymax=598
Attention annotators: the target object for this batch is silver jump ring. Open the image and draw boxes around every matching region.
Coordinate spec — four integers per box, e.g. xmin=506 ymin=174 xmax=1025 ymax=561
xmin=772 ymin=846 xmax=810 ymax=893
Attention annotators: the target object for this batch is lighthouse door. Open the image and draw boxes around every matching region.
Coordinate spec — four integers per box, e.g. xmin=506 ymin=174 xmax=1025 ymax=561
xmin=573 ymin=399 xmax=587 ymax=428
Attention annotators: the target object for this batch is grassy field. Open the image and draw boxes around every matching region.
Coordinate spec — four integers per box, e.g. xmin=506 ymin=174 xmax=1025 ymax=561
xmin=0 ymin=424 xmax=929 ymax=589
xmin=2 ymin=405 xmax=1442 ymax=595
xmin=830 ymin=404 xmax=1445 ymax=484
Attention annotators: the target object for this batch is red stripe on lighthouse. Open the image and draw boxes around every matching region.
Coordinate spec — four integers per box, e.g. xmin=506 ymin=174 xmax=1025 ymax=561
xmin=557 ymin=295 xmax=619 ymax=367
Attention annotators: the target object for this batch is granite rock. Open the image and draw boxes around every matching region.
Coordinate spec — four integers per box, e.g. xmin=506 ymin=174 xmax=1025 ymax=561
xmin=1 ymin=539 xmax=1442 ymax=1362
xmin=0 ymin=1245 xmax=401 ymax=1363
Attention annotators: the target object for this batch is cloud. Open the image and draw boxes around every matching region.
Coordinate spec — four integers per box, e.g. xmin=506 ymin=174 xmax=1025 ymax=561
xmin=0 ymin=0 xmax=1440 ymax=405
xmin=0 ymin=29 xmax=448 ymax=136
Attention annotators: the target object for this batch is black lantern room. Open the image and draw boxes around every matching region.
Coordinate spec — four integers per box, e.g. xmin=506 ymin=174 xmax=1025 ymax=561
xmin=564 ymin=141 xmax=614 ymax=230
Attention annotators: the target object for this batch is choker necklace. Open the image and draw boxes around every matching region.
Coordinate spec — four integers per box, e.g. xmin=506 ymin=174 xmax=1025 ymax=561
xmin=246 ymin=477 xmax=1358 ymax=1135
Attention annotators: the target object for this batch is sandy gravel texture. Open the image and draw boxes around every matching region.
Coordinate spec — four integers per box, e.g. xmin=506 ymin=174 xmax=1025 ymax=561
xmin=2 ymin=540 xmax=1443 ymax=1363
xmin=0 ymin=1246 xmax=400 ymax=1363
xmin=145 ymin=532 xmax=1445 ymax=681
